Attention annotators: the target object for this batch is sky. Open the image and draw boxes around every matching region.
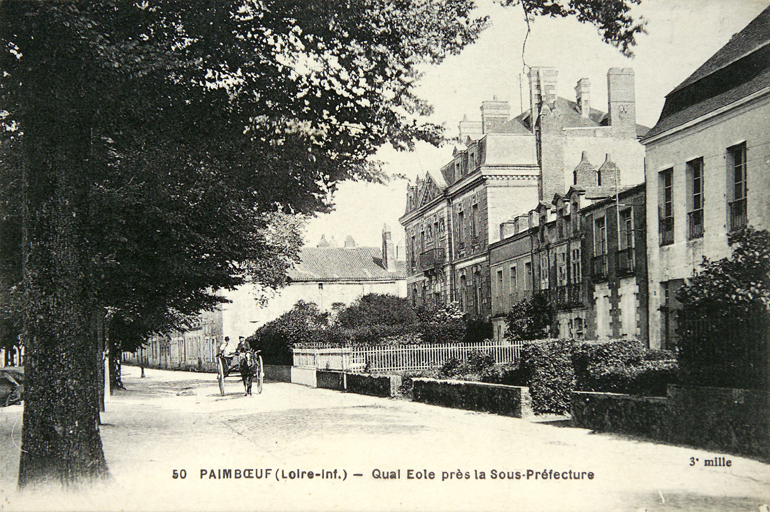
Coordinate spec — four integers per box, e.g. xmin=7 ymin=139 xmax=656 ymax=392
xmin=304 ymin=0 xmax=770 ymax=250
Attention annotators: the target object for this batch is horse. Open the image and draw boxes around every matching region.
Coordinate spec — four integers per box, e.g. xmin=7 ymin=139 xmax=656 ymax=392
xmin=238 ymin=351 xmax=260 ymax=396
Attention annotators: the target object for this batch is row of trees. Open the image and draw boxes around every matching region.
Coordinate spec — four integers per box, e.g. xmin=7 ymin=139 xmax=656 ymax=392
xmin=0 ymin=0 xmax=646 ymax=488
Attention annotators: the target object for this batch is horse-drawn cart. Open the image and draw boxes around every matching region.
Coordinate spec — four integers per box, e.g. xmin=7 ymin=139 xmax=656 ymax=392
xmin=216 ymin=350 xmax=263 ymax=396
xmin=0 ymin=367 xmax=23 ymax=406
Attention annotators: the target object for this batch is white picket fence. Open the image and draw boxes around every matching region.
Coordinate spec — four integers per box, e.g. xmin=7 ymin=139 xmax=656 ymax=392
xmin=292 ymin=340 xmax=521 ymax=373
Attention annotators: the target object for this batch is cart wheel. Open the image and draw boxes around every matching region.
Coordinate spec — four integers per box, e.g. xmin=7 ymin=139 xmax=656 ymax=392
xmin=256 ymin=355 xmax=264 ymax=394
xmin=217 ymin=357 xmax=225 ymax=396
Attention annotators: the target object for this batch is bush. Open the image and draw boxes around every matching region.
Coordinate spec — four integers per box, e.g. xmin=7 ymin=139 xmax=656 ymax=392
xmin=582 ymin=360 xmax=679 ymax=396
xmin=336 ymin=293 xmax=417 ymax=329
xmin=345 ymin=324 xmax=421 ymax=345
xmin=463 ymin=320 xmax=493 ymax=344
xmin=520 ymin=339 xmax=575 ymax=415
xmin=573 ymin=340 xmax=678 ymax=397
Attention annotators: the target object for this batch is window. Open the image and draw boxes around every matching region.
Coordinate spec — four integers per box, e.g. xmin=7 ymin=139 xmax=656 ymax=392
xmin=496 ymin=270 xmax=503 ymax=299
xmin=410 ymin=235 xmax=416 ymax=268
xmin=557 ymin=250 xmax=567 ymax=286
xmin=571 ymin=247 xmax=582 ymax=283
xmin=524 ymin=261 xmax=533 ymax=291
xmin=594 ymin=217 xmax=607 ymax=278
xmin=659 ymin=168 xmax=674 ymax=245
xmin=728 ymin=143 xmax=747 ymax=230
xmin=509 ymin=265 xmax=517 ymax=297
xmin=457 ymin=210 xmax=465 ymax=248
xmin=539 ymin=253 xmax=550 ymax=290
xmin=618 ymin=208 xmax=635 ymax=274
xmin=687 ymin=158 xmax=704 ymax=239
xmin=434 ymin=220 xmax=440 ymax=240
xmin=318 ymin=283 xmax=324 ymax=290
xmin=471 ymin=204 xmax=479 ymax=239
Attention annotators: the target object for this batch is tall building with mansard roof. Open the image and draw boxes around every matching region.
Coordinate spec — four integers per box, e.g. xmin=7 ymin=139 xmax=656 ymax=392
xmin=401 ymin=68 xmax=649 ymax=321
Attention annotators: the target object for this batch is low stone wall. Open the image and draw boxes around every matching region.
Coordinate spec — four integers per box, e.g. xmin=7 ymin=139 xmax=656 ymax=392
xmin=666 ymin=385 xmax=770 ymax=460
xmin=290 ymin=367 xmax=317 ymax=388
xmin=411 ymin=378 xmax=530 ymax=418
xmin=264 ymin=365 xmax=291 ymax=383
xmin=346 ymin=373 xmax=401 ymax=398
xmin=316 ymin=370 xmax=346 ymax=391
xmin=571 ymin=391 xmax=667 ymax=439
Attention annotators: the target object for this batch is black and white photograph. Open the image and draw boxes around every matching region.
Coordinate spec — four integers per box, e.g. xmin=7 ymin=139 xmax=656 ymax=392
xmin=0 ymin=0 xmax=768 ymax=510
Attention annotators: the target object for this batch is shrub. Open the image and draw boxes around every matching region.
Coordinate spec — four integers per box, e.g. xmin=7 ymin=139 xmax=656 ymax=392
xmin=676 ymin=227 xmax=770 ymax=390
xmin=463 ymin=320 xmax=493 ymax=344
xmin=336 ymin=293 xmax=417 ymax=329
xmin=520 ymin=339 xmax=575 ymax=414
xmin=345 ymin=324 xmax=420 ymax=346
xmin=505 ymin=294 xmax=554 ymax=341
xmin=572 ymin=339 xmax=646 ymax=389
xmin=582 ymin=360 xmax=679 ymax=396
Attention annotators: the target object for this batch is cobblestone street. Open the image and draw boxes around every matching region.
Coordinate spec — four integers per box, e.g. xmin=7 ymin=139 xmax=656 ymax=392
xmin=0 ymin=366 xmax=768 ymax=512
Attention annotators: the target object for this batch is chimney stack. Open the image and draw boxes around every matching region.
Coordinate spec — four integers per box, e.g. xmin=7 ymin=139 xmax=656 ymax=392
xmin=575 ymin=78 xmax=591 ymax=118
xmin=528 ymin=67 xmax=558 ymax=124
xmin=458 ymin=114 xmax=483 ymax=141
xmin=382 ymin=224 xmax=396 ymax=272
xmin=607 ymin=68 xmax=636 ymax=138
xmin=480 ymin=96 xmax=511 ymax=134
xmin=343 ymin=235 xmax=356 ymax=248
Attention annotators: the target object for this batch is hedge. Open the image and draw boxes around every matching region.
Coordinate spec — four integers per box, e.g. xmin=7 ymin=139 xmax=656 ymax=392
xmin=519 ymin=339 xmax=575 ymax=415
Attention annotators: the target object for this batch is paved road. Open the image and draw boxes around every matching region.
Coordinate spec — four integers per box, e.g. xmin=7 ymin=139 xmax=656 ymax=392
xmin=0 ymin=366 xmax=768 ymax=512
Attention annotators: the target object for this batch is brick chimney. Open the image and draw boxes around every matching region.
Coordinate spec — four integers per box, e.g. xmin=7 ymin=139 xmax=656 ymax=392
xmin=575 ymin=78 xmax=590 ymax=118
xmin=607 ymin=68 xmax=636 ymax=138
xmin=343 ymin=235 xmax=356 ymax=248
xmin=528 ymin=67 xmax=558 ymax=124
xmin=458 ymin=114 xmax=483 ymax=141
xmin=480 ymin=96 xmax=511 ymax=134
xmin=382 ymin=224 xmax=396 ymax=272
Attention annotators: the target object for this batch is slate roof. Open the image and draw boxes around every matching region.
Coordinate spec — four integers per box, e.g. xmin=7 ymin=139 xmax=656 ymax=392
xmin=644 ymin=6 xmax=770 ymax=141
xmin=511 ymin=97 xmax=649 ymax=137
xmin=287 ymin=246 xmax=406 ymax=282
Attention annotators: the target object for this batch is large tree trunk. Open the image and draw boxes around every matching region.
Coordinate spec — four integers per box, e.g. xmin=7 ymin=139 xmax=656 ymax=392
xmin=15 ymin=8 xmax=110 ymax=485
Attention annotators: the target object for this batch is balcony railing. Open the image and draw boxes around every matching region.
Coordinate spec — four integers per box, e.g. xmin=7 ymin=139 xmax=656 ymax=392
xmin=617 ymin=247 xmax=635 ymax=275
xmin=419 ymin=247 xmax=446 ymax=272
xmin=729 ymin=198 xmax=747 ymax=231
xmin=553 ymin=283 xmax=583 ymax=307
xmin=592 ymin=254 xmax=608 ymax=280
xmin=688 ymin=210 xmax=704 ymax=240
xmin=660 ymin=216 xmax=674 ymax=246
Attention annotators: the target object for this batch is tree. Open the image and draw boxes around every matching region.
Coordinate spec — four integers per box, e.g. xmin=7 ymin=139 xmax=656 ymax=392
xmin=501 ymin=0 xmax=647 ymax=57
xmin=247 ymin=300 xmax=336 ymax=365
xmin=676 ymin=227 xmax=770 ymax=389
xmin=0 ymin=0 xmax=646 ymax=488
xmin=0 ymin=1 xmax=487 ymax=487
xmin=336 ymin=293 xmax=417 ymax=329
xmin=505 ymin=294 xmax=554 ymax=341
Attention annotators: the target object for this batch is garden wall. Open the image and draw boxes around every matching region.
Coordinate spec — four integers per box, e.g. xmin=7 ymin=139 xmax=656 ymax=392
xmin=346 ymin=373 xmax=401 ymax=398
xmin=264 ymin=364 xmax=291 ymax=383
xmin=666 ymin=385 xmax=770 ymax=460
xmin=571 ymin=391 xmax=667 ymax=438
xmin=316 ymin=370 xmax=346 ymax=391
xmin=411 ymin=378 xmax=530 ymax=418
xmin=290 ymin=366 xmax=317 ymax=387
xmin=571 ymin=386 xmax=770 ymax=460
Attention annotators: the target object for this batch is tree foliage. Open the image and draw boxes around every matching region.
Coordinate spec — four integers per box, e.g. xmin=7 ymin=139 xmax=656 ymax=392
xmin=505 ymin=293 xmax=554 ymax=341
xmin=501 ymin=0 xmax=647 ymax=57
xmin=336 ymin=293 xmax=417 ymax=329
xmin=676 ymin=227 xmax=770 ymax=389
xmin=0 ymin=0 xmax=487 ymax=487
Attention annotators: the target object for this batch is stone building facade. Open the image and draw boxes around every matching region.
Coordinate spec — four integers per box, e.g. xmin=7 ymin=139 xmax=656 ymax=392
xmin=402 ymin=67 xmax=648 ymax=321
xmin=642 ymin=7 xmax=770 ymax=349
xmin=490 ymin=174 xmax=647 ymax=343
